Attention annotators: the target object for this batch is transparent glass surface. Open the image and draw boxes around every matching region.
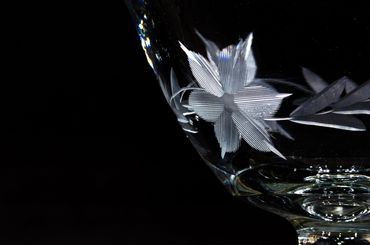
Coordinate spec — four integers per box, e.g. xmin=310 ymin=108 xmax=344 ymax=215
xmin=125 ymin=1 xmax=370 ymax=244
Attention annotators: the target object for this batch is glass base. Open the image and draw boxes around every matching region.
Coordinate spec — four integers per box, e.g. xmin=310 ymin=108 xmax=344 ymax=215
xmin=208 ymin=161 xmax=370 ymax=244
xmin=297 ymin=227 xmax=370 ymax=245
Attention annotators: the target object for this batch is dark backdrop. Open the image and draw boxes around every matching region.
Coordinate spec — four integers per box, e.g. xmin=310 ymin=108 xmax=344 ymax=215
xmin=5 ymin=1 xmax=296 ymax=244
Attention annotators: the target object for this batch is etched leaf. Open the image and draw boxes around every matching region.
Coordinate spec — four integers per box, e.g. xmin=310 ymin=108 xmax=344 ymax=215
xmin=214 ymin=111 xmax=240 ymax=158
xmin=167 ymin=68 xmax=189 ymax=123
xmin=170 ymin=68 xmax=183 ymax=110
xmin=289 ymin=69 xmax=369 ymax=132
xmin=333 ymin=101 xmax=370 ymax=115
xmin=290 ymin=77 xmax=347 ymax=117
xmin=345 ymin=78 xmax=358 ymax=93
xmin=332 ymin=80 xmax=370 ymax=109
xmin=291 ymin=114 xmax=366 ymax=131
xmin=302 ymin=67 xmax=328 ymax=93
xmin=159 ymin=76 xmax=171 ymax=103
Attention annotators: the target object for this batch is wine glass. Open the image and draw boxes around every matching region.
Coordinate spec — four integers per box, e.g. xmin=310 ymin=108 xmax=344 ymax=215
xmin=124 ymin=1 xmax=370 ymax=244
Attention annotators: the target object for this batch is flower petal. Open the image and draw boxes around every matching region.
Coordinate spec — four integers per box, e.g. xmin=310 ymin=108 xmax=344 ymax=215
xmin=218 ymin=44 xmax=242 ymax=93
xmin=232 ymin=111 xmax=271 ymax=152
xmin=214 ymin=111 xmax=240 ymax=158
xmin=243 ymin=33 xmax=257 ymax=86
xmin=180 ymin=42 xmax=224 ymax=97
xmin=244 ymin=49 xmax=257 ymax=86
xmin=195 ymin=30 xmax=220 ymax=67
xmin=234 ymin=86 xmax=291 ymax=118
xmin=265 ymin=141 xmax=287 ymax=160
xmin=217 ymin=33 xmax=256 ymax=93
xmin=189 ymin=91 xmax=224 ymax=122
xmin=232 ymin=111 xmax=286 ymax=158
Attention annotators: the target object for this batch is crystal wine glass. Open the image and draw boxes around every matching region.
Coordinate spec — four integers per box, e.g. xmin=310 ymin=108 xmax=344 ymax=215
xmin=124 ymin=1 xmax=370 ymax=244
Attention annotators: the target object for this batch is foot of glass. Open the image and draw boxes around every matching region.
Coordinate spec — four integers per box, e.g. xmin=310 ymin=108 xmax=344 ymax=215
xmin=297 ymin=227 xmax=370 ymax=245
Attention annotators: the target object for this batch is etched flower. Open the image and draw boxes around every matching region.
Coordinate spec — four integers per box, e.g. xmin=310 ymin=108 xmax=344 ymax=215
xmin=180 ymin=33 xmax=290 ymax=158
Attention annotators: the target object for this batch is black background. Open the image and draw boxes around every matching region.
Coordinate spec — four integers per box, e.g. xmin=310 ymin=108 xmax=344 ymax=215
xmin=5 ymin=1 xmax=296 ymax=244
